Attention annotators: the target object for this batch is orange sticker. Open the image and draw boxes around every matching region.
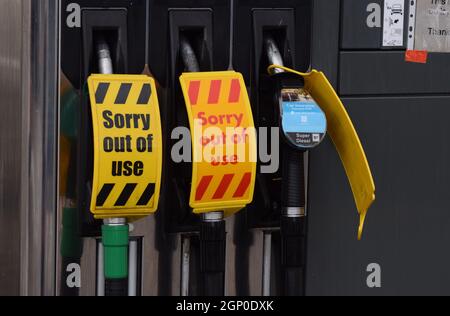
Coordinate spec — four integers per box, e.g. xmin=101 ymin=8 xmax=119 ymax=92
xmin=405 ymin=50 xmax=428 ymax=64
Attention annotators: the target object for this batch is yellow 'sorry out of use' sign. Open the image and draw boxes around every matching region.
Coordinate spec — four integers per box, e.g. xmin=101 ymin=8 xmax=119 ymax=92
xmin=87 ymin=74 xmax=162 ymax=220
xmin=179 ymin=71 xmax=257 ymax=218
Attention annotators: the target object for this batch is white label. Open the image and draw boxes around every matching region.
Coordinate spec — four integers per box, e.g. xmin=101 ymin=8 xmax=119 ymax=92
xmin=383 ymin=0 xmax=405 ymax=47
xmin=414 ymin=0 xmax=450 ymax=52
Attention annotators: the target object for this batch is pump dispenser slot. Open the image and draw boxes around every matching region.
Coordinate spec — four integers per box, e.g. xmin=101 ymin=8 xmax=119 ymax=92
xmin=59 ymin=0 xmax=148 ymax=297
xmin=81 ymin=9 xmax=129 ymax=79
xmin=77 ymin=9 xmax=131 ymax=238
xmin=249 ymin=10 xmax=299 ymax=229
xmin=232 ymin=3 xmax=314 ymax=230
xmin=164 ymin=9 xmax=215 ymax=234
xmin=253 ymin=10 xmax=296 ymax=78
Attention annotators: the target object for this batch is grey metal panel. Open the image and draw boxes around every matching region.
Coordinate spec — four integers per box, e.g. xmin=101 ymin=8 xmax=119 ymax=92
xmin=20 ymin=0 xmax=59 ymax=296
xmin=0 ymin=0 xmax=24 ymax=296
xmin=0 ymin=0 xmax=60 ymax=296
xmin=341 ymin=0 xmax=409 ymax=49
xmin=0 ymin=0 xmax=59 ymax=296
xmin=311 ymin=0 xmax=340 ymax=88
xmin=306 ymin=96 xmax=450 ymax=296
xmin=340 ymin=51 xmax=450 ymax=95
xmin=341 ymin=0 xmax=383 ymax=49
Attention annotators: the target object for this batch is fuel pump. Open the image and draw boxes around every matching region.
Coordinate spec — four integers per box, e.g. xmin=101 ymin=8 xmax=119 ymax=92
xmin=265 ymin=36 xmax=326 ymax=295
xmin=178 ymin=37 xmax=257 ymax=296
xmin=59 ymin=0 xmax=157 ymax=296
xmin=262 ymin=36 xmax=376 ymax=295
xmin=233 ymin=0 xmax=375 ymax=296
xmin=86 ymin=38 xmax=163 ymax=296
xmin=148 ymin=1 xmax=255 ymax=296
xmin=95 ymin=39 xmax=129 ymax=296
xmin=265 ymin=66 xmax=376 ymax=296
xmin=179 ymin=36 xmax=226 ymax=296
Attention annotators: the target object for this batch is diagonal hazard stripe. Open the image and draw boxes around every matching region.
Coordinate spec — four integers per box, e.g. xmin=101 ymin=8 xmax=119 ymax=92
xmin=228 ymin=79 xmax=241 ymax=103
xmin=137 ymin=83 xmax=152 ymax=105
xmin=213 ymin=174 xmax=235 ymax=200
xmin=233 ymin=173 xmax=252 ymax=198
xmin=137 ymin=183 xmax=156 ymax=206
xmin=95 ymin=83 xmax=110 ymax=104
xmin=115 ymin=183 xmax=137 ymax=206
xmin=115 ymin=83 xmax=133 ymax=104
xmin=208 ymin=80 xmax=222 ymax=104
xmin=188 ymin=81 xmax=201 ymax=105
xmin=96 ymin=183 xmax=115 ymax=207
xmin=196 ymin=176 xmax=213 ymax=201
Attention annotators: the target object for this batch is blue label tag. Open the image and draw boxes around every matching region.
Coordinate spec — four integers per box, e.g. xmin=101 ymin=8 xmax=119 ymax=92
xmin=282 ymin=101 xmax=327 ymax=134
xmin=280 ymin=89 xmax=327 ymax=149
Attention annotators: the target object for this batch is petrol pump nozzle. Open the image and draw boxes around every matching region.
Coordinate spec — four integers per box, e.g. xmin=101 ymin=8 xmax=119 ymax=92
xmin=265 ymin=36 xmax=284 ymax=74
xmin=274 ymin=75 xmax=309 ymax=296
xmin=265 ymin=36 xmax=327 ymax=296
xmin=95 ymin=38 xmax=129 ymax=297
xmin=200 ymin=212 xmax=226 ymax=296
xmin=179 ymin=36 xmax=226 ymax=296
xmin=180 ymin=35 xmax=200 ymax=73
xmin=97 ymin=37 xmax=114 ymax=75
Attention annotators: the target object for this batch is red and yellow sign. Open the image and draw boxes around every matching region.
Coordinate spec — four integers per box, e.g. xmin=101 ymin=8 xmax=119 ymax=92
xmin=180 ymin=71 xmax=257 ymax=217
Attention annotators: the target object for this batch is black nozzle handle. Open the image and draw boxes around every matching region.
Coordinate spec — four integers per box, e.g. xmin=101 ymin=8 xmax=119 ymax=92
xmin=282 ymin=145 xmax=306 ymax=209
xmin=200 ymin=219 xmax=226 ymax=296
xmin=105 ymin=278 xmax=128 ymax=297
xmin=281 ymin=144 xmax=307 ymax=296
xmin=281 ymin=215 xmax=307 ymax=295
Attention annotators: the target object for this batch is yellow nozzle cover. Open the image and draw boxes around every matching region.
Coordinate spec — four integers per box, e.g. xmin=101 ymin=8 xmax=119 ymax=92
xmin=87 ymin=74 xmax=163 ymax=221
xmin=268 ymin=65 xmax=376 ymax=240
xmin=179 ymin=71 xmax=257 ymax=218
